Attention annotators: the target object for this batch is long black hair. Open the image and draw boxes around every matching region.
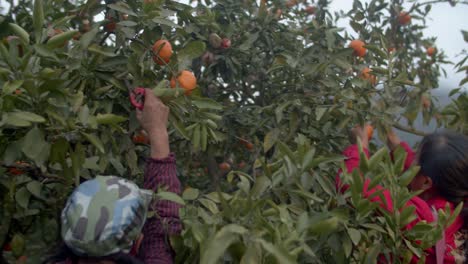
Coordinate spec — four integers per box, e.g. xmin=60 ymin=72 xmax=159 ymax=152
xmin=43 ymin=244 xmax=144 ymax=264
xmin=418 ymin=131 xmax=468 ymax=205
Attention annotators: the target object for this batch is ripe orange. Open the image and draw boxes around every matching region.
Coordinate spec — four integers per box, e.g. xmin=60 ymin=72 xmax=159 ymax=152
xmin=219 ymin=162 xmax=231 ymax=171
xmin=360 ymin=67 xmax=377 ymax=86
xmin=426 ymin=47 xmax=436 ymax=56
xmin=16 ymin=256 xmax=27 ymax=264
xmin=48 ymin=29 xmax=68 ymax=47
xmin=48 ymin=28 xmax=63 ymax=37
xmin=152 ymin=39 xmax=173 ymax=65
xmin=398 ymin=12 xmax=411 ymax=25
xmin=305 ymin=6 xmax=316 ymax=15
xmin=366 ymin=125 xmax=374 ymax=140
xmin=133 ymin=131 xmax=149 ymax=144
xmin=4 ymin=36 xmax=24 ymax=56
xmin=170 ymin=70 xmax=197 ymax=94
xmin=275 ymin=9 xmax=283 ymax=19
xmin=422 ymin=96 xmax=431 ymax=109
xmin=238 ymin=161 xmax=246 ymax=169
xmin=73 ymin=32 xmax=81 ymax=40
xmin=105 ymin=21 xmax=116 ymax=32
xmin=245 ymin=142 xmax=254 ymax=150
xmin=81 ymin=19 xmax=91 ymax=33
xmin=286 ymin=0 xmax=297 ymax=8
xmin=349 ymin=40 xmax=366 ymax=57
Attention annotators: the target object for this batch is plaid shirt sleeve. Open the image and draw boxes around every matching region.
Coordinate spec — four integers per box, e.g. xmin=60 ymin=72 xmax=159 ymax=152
xmin=139 ymin=153 xmax=182 ymax=264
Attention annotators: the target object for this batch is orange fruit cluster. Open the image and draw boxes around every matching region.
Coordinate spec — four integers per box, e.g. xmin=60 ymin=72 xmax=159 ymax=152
xmin=360 ymin=67 xmax=377 ymax=86
xmin=170 ymin=70 xmax=197 ymax=95
xmin=349 ymin=40 xmax=367 ymax=57
xmin=152 ymin=39 xmax=173 ymax=65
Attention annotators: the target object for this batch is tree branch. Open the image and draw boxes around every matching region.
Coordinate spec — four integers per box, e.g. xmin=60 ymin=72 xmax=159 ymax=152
xmin=392 ymin=122 xmax=429 ymax=136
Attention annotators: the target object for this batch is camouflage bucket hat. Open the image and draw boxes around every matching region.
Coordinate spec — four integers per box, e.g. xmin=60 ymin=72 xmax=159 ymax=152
xmin=61 ymin=176 xmax=153 ymax=257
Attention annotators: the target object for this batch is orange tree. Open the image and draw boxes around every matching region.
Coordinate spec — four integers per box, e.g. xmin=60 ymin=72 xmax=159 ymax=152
xmin=0 ymin=0 xmax=466 ymax=263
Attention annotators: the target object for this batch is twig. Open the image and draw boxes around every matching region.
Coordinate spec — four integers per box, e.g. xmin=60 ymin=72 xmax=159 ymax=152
xmin=1 ymin=162 xmax=66 ymax=182
xmin=392 ymin=122 xmax=429 ymax=136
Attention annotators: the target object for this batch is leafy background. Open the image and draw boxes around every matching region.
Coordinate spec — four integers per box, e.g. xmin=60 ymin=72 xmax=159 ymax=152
xmin=0 ymin=0 xmax=466 ymax=263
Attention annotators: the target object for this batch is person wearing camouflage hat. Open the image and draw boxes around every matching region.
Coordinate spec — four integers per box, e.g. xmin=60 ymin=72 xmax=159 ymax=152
xmin=44 ymin=89 xmax=182 ymax=264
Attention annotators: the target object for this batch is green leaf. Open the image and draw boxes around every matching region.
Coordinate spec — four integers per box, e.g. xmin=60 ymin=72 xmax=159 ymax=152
xmin=315 ymin=107 xmax=327 ymax=121
xmin=15 ymin=187 xmax=31 ymax=209
xmin=348 ymin=228 xmax=361 ymax=246
xmin=26 ymin=181 xmax=43 ymax=198
xmin=11 ymin=233 xmax=25 ymax=257
xmin=171 ymin=118 xmax=190 ymax=140
xmin=9 ymin=111 xmax=46 ymax=123
xmin=46 ymin=30 xmax=78 ymax=48
xmin=2 ymin=80 xmax=23 ymax=95
xmin=80 ymin=27 xmax=99 ymax=49
xmin=182 ymin=187 xmax=199 ymax=200
xmin=83 ymin=156 xmax=100 ymax=171
xmin=96 ymin=113 xmax=127 ymax=125
xmin=191 ymin=97 xmax=223 ymax=110
xmin=33 ymin=0 xmax=44 ymax=41
xmin=309 ymin=216 xmax=340 ymax=235
xmin=81 ymin=132 xmax=105 ymax=154
xmin=157 ymin=191 xmax=185 ymax=205
xmin=152 ymin=17 xmax=181 ymax=28
xmin=108 ymin=3 xmax=137 ymax=16
xmin=4 ymin=115 xmax=31 ymax=127
xmin=3 ymin=142 xmax=22 ymax=165
xmin=257 ymin=239 xmax=295 ymax=264
xmin=178 ymin=41 xmax=206 ymax=61
xmin=88 ymin=44 xmax=117 ymax=57
xmin=368 ymin=147 xmax=387 ymax=171
xmin=264 ymin=128 xmax=280 ymax=153
xmin=399 ymin=165 xmax=420 ymax=187
xmin=21 ymin=127 xmax=50 ymax=165
xmin=191 ymin=124 xmax=201 ymax=151
xmin=201 ymin=125 xmax=208 ymax=151
xmin=109 ymin=157 xmax=125 ymax=176
xmin=201 ymin=224 xmax=247 ymax=264
xmin=301 ymin=147 xmax=316 ymax=171
xmin=199 ymin=198 xmax=219 ymax=214
xmin=34 ymin=44 xmax=59 ymax=60
xmin=9 ymin=23 xmax=29 ymax=44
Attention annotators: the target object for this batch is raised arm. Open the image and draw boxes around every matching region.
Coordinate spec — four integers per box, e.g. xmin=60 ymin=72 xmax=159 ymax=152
xmin=136 ymin=89 xmax=182 ymax=264
xmin=387 ymin=130 xmax=415 ymax=171
xmin=337 ymin=125 xmax=393 ymax=212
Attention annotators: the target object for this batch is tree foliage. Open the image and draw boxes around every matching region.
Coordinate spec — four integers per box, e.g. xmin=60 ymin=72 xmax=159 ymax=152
xmin=0 ymin=0 xmax=466 ymax=263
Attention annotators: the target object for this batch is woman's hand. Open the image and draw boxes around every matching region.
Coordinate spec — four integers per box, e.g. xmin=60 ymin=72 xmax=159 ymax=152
xmin=136 ymin=88 xmax=170 ymax=159
xmin=350 ymin=125 xmax=369 ymax=149
xmin=386 ymin=129 xmax=401 ymax=150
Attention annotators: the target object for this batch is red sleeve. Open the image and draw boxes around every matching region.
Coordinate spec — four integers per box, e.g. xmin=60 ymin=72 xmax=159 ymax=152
xmin=139 ymin=153 xmax=182 ymax=264
xmin=343 ymin=144 xmax=369 ymax=173
xmin=337 ymin=145 xmax=393 ymax=212
xmin=338 ymin=146 xmax=437 ymax=263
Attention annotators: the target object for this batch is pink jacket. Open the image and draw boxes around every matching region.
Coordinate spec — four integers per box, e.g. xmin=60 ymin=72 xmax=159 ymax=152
xmin=338 ymin=143 xmax=463 ymax=263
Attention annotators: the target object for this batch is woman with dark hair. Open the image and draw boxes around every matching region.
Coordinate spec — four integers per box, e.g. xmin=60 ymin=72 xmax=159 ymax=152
xmin=389 ymin=130 xmax=468 ymax=263
xmin=338 ymin=125 xmax=468 ymax=264
xmin=44 ymin=89 xmax=182 ymax=264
